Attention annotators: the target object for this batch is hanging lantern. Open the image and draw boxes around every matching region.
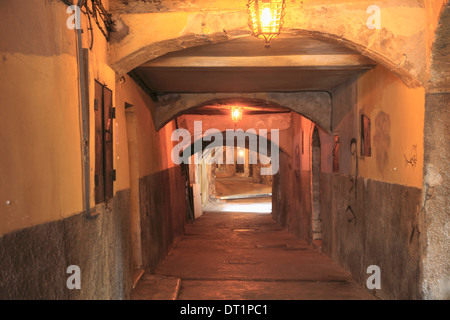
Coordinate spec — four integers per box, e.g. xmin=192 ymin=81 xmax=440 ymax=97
xmin=247 ymin=0 xmax=286 ymax=48
xmin=231 ymin=106 xmax=243 ymax=124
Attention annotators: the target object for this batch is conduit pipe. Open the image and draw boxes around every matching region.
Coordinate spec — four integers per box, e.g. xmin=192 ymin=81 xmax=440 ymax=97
xmin=76 ymin=0 xmax=91 ymax=217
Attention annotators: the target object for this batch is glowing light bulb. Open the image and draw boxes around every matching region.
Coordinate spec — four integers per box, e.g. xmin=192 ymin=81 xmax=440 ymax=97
xmin=231 ymin=106 xmax=243 ymax=123
xmin=247 ymin=0 xmax=286 ymax=47
xmin=238 ymin=150 xmax=245 ymax=157
xmin=260 ymin=7 xmax=272 ymax=27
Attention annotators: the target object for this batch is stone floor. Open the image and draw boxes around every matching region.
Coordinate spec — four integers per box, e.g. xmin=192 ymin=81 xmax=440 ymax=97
xmin=132 ymin=208 xmax=376 ymax=300
xmin=214 ymin=172 xmax=272 ymax=198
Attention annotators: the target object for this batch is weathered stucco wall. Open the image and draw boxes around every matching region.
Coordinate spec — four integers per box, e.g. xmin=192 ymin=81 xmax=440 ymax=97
xmin=0 ymin=1 xmax=84 ymax=236
xmin=357 ymin=66 xmax=425 ymax=188
xmin=425 ymin=0 xmax=449 ymax=91
xmin=273 ymin=64 xmax=426 ymax=299
xmin=422 ymin=93 xmax=450 ymax=300
xmin=109 ymin=0 xmax=435 ymax=88
xmin=329 ymin=66 xmax=425 ymax=299
xmin=0 ymin=189 xmax=133 ymax=300
xmin=320 ymin=175 xmax=422 ymax=300
xmin=0 ymin=0 xmax=135 ymax=299
xmin=116 ymin=75 xmax=187 ymax=276
xmin=116 ymin=74 xmax=179 ymax=178
xmin=273 ymin=113 xmax=310 ymax=239
xmin=421 ymin=2 xmax=450 ymax=300
xmin=0 ymin=0 xmax=187 ymax=299
xmin=0 ymin=0 xmax=447 ymax=301
xmin=272 ymin=150 xmax=312 ymax=241
xmin=326 ymin=67 xmax=425 ymax=299
xmin=155 ymin=92 xmax=331 ymax=132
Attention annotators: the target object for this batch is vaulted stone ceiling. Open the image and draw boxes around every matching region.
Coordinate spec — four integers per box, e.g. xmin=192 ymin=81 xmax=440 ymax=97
xmin=109 ymin=0 xmax=426 ymax=14
xmin=131 ymin=35 xmax=376 ymax=94
xmin=109 ymin=0 xmax=436 ymax=88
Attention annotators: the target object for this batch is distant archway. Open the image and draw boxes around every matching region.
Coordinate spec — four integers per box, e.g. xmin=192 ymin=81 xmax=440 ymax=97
xmin=311 ymin=126 xmax=322 ymax=243
xmin=183 ymin=130 xmax=286 ymax=160
xmin=155 ymin=93 xmax=332 ymax=133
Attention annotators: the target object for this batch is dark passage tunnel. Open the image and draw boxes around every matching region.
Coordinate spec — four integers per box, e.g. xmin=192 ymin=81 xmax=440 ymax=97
xmin=0 ymin=0 xmax=448 ymax=302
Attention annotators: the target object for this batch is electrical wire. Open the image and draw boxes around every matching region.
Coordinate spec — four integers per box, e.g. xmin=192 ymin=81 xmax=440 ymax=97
xmin=60 ymin=0 xmax=74 ymax=6
xmin=75 ymin=0 xmax=91 ymax=217
xmin=79 ymin=4 xmax=94 ymax=49
xmin=62 ymin=0 xmax=113 ymax=42
xmin=86 ymin=0 xmax=115 ymax=41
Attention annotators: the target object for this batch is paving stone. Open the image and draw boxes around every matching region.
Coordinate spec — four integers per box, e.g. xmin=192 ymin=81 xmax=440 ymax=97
xmin=131 ymin=274 xmax=181 ymax=300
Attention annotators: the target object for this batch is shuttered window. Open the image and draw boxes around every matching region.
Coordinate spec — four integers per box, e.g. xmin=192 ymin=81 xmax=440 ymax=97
xmin=94 ymin=80 xmax=114 ymax=204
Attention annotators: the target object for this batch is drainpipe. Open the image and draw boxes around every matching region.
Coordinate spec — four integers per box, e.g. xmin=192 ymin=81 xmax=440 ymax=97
xmin=76 ymin=0 xmax=91 ymax=217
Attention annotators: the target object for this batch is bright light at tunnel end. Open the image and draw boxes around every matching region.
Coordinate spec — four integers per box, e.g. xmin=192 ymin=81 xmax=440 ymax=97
xmin=171 ymin=121 xmax=280 ymax=176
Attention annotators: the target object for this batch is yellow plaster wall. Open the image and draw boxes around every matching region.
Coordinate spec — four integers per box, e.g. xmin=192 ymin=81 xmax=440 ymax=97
xmin=0 ymin=0 xmax=86 ymax=236
xmin=116 ymin=74 xmax=178 ymax=182
xmin=0 ymin=0 xmax=432 ymax=237
xmin=0 ymin=0 xmax=127 ymax=235
xmin=115 ymin=75 xmax=155 ymax=182
xmin=357 ymin=66 xmax=425 ymax=188
xmin=0 ymin=52 xmax=84 ymax=237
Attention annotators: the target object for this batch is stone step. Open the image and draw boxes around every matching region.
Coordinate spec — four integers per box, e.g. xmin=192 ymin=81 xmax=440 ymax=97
xmin=131 ymin=274 xmax=181 ymax=300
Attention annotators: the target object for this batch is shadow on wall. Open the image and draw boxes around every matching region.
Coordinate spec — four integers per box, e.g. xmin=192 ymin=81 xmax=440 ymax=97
xmin=373 ymin=111 xmax=391 ymax=173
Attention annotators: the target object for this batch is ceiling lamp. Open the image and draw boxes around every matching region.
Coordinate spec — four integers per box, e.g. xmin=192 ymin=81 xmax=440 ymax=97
xmin=231 ymin=106 xmax=243 ymax=124
xmin=247 ymin=0 xmax=286 ymax=48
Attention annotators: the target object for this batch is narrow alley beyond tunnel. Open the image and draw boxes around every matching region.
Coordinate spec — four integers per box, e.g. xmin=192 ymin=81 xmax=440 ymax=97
xmin=205 ymin=170 xmax=273 ymax=214
xmin=132 ymin=205 xmax=376 ymax=300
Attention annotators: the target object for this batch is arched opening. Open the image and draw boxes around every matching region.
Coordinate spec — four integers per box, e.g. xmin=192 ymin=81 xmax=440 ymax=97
xmin=311 ymin=126 xmax=322 ymax=245
xmin=154 ymin=93 xmax=332 ymax=133
xmin=180 ymin=130 xmax=284 ymax=218
xmin=112 ymin=28 xmax=421 ymax=89
xmin=112 ymin=3 xmax=440 ymax=300
xmin=123 ymin=29 xmax=428 ymax=300
xmin=115 ymin=0 xmax=443 ymax=301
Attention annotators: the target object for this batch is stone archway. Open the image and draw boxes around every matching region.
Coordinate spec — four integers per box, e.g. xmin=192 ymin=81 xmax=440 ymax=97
xmin=183 ymin=129 xmax=286 ymax=160
xmin=182 ymin=129 xmax=284 ymax=207
xmin=154 ymin=93 xmax=332 ymax=133
xmin=311 ymin=126 xmax=322 ymax=243
xmin=109 ymin=1 xmax=428 ymax=87
xmin=107 ymin=0 xmax=449 ymax=300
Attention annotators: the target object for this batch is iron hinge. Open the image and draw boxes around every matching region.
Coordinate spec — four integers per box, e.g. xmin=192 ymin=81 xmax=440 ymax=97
xmin=94 ymin=98 xmax=99 ymax=111
xmin=112 ymin=169 xmax=117 ymax=182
